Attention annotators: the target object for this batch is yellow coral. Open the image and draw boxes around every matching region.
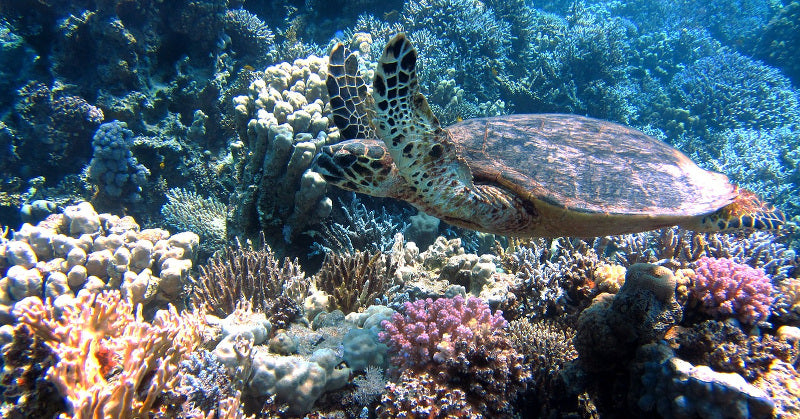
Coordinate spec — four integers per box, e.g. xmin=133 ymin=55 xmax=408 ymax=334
xmin=594 ymin=263 xmax=626 ymax=294
xmin=16 ymin=291 xmax=206 ymax=418
xmin=673 ymin=268 xmax=696 ymax=306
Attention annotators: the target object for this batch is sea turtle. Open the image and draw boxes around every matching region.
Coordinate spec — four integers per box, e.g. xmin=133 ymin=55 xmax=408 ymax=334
xmin=315 ymin=33 xmax=785 ymax=237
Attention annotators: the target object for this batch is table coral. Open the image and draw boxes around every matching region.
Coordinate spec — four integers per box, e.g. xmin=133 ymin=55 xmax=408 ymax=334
xmin=13 ymin=290 xmax=206 ymax=419
xmin=689 ymin=256 xmax=774 ymax=325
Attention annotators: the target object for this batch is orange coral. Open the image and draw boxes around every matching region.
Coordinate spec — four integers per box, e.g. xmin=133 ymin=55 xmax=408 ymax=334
xmin=15 ymin=291 xmax=206 ymax=418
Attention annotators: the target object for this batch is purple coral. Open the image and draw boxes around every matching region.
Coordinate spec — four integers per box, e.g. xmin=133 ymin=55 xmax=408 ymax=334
xmin=691 ymin=257 xmax=774 ymax=324
xmin=379 ymin=295 xmax=507 ymax=370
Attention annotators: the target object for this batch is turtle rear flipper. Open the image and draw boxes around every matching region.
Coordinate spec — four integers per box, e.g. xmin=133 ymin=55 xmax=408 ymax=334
xmin=326 ymin=43 xmax=375 ymax=140
xmin=689 ymin=189 xmax=785 ymax=232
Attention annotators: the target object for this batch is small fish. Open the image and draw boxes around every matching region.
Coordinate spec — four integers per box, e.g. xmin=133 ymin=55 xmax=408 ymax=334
xmin=383 ymin=10 xmax=399 ymax=20
xmin=243 ymin=64 xmax=256 ymax=72
xmin=456 ymin=116 xmax=463 ymax=122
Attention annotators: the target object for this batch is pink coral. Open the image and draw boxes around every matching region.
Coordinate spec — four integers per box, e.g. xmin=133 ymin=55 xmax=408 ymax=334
xmin=691 ymin=257 xmax=774 ymax=324
xmin=379 ymin=295 xmax=507 ymax=370
xmin=379 ymin=296 xmax=529 ymax=417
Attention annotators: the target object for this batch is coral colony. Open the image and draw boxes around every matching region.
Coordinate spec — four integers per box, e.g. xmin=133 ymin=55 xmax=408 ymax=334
xmin=0 ymin=1 xmax=799 ymax=418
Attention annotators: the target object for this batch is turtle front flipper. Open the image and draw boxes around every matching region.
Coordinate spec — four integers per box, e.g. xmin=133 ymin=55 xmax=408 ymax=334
xmin=373 ymin=33 xmax=469 ymax=179
xmin=326 ymin=43 xmax=375 ymax=140
xmin=687 ymin=189 xmax=785 ymax=232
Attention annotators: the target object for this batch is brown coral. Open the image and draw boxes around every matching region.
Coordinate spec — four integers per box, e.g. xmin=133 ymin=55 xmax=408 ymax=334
xmin=193 ymin=236 xmax=308 ymax=317
xmin=314 ymin=250 xmax=396 ymax=314
xmin=15 ymin=291 xmax=206 ymax=418
xmin=508 ymin=317 xmax=577 ymax=394
xmin=672 ymin=320 xmax=798 ymax=382
xmin=378 ymin=370 xmax=481 ymax=419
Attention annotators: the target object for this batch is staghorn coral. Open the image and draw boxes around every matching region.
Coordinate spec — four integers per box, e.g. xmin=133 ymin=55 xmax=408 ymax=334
xmin=689 ymin=257 xmax=774 ymax=325
xmin=379 ymin=295 xmax=530 ymax=417
xmin=314 ymin=250 xmax=396 ymax=314
xmin=192 ymin=236 xmax=308 ymax=317
xmin=229 ymin=53 xmax=340 ymax=246
xmin=161 ymin=187 xmax=228 ymax=250
xmin=313 ymin=195 xmax=410 ymax=255
xmin=14 ymin=290 xmax=206 ymax=418
xmin=175 ymin=349 xmax=240 ymax=418
xmin=500 ymin=237 xmax=598 ymax=319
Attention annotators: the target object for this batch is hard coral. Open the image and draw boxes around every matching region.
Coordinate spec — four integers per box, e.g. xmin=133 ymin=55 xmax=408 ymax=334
xmin=379 ymin=296 xmax=530 ymax=417
xmin=690 ymin=256 xmax=774 ymax=324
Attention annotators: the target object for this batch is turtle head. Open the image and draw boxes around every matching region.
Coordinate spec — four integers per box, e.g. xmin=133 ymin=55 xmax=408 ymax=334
xmin=315 ymin=139 xmax=400 ymax=198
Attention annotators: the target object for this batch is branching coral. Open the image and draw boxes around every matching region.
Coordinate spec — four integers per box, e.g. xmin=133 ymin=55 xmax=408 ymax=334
xmin=313 ymin=195 xmax=410 ymax=255
xmin=192 ymin=236 xmax=308 ymax=317
xmin=689 ymin=257 xmax=774 ymax=325
xmin=671 ymin=320 xmax=798 ymax=382
xmin=508 ymin=317 xmax=577 ymax=396
xmin=379 ymin=296 xmax=530 ymax=417
xmin=669 ymin=50 xmax=800 ymax=142
xmin=314 ymin=250 xmax=396 ymax=314
xmin=14 ymin=290 xmax=206 ymax=418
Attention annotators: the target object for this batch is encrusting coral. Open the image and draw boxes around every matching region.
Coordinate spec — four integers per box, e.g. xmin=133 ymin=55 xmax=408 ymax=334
xmin=13 ymin=290 xmax=207 ymax=418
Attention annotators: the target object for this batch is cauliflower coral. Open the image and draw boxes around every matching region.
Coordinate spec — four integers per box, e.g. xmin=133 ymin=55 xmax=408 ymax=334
xmin=690 ymin=256 xmax=774 ymax=324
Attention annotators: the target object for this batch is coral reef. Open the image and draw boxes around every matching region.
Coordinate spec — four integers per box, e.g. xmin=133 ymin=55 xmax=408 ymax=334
xmin=753 ymin=1 xmax=800 ymax=84
xmin=379 ymin=295 xmax=530 ymax=417
xmin=229 ymin=53 xmax=340 ymax=246
xmin=575 ymin=263 xmax=682 ymax=371
xmin=689 ymin=257 xmax=774 ymax=325
xmin=14 ymin=290 xmax=206 ymax=418
xmin=314 ymin=250 xmax=397 ymax=314
xmin=191 ymin=236 xmax=308 ymax=317
xmin=668 ymin=50 xmax=800 ymax=141
xmin=636 ymin=343 xmax=775 ymax=419
xmin=670 ymin=320 xmax=798 ymax=382
xmin=0 ymin=202 xmax=198 ymax=323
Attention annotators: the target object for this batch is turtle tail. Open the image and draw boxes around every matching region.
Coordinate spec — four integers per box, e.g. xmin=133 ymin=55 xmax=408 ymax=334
xmin=688 ymin=189 xmax=785 ymax=232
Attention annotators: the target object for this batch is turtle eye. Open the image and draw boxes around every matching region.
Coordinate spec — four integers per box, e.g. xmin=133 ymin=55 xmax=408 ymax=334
xmin=333 ymin=151 xmax=357 ymax=167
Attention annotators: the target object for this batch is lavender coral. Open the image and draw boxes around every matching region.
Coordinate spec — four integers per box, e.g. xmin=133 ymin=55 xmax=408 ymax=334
xmin=379 ymin=296 xmax=530 ymax=417
xmin=379 ymin=295 xmax=507 ymax=369
xmin=690 ymin=257 xmax=774 ymax=324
